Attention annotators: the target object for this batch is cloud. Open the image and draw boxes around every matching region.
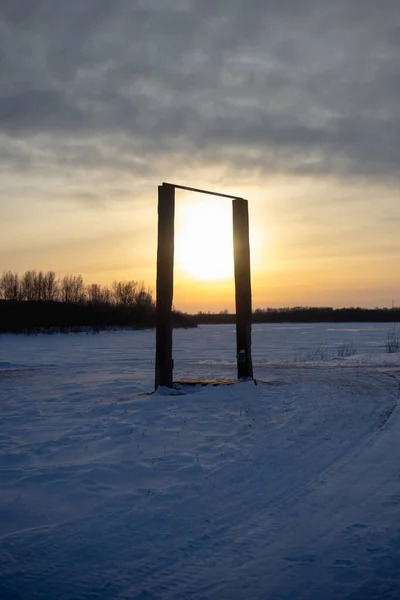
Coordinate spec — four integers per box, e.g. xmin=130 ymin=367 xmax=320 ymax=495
xmin=0 ymin=0 xmax=399 ymax=182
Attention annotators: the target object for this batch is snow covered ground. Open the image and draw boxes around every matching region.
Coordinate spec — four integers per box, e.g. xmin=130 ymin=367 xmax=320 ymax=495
xmin=1 ymin=323 xmax=400 ymax=599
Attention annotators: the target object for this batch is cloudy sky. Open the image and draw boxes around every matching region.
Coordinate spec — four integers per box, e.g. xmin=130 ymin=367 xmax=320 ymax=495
xmin=1 ymin=0 xmax=399 ymax=310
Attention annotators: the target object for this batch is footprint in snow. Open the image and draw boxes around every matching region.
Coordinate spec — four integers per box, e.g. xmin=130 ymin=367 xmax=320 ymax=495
xmin=333 ymin=559 xmax=355 ymax=567
xmin=284 ymin=554 xmax=317 ymax=564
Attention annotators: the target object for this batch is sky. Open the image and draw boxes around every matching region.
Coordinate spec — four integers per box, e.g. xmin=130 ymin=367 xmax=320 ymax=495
xmin=0 ymin=0 xmax=399 ymax=312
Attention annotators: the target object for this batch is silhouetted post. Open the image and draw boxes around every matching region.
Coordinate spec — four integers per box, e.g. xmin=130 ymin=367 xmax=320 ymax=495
xmin=155 ymin=183 xmax=175 ymax=389
xmin=232 ymin=198 xmax=253 ymax=379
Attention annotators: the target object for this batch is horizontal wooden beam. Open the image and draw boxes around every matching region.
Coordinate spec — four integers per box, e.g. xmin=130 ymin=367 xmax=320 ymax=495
xmin=162 ymin=182 xmax=243 ymax=201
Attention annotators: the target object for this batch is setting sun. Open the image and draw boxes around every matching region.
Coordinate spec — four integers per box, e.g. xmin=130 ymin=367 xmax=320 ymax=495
xmin=175 ymin=197 xmax=234 ymax=281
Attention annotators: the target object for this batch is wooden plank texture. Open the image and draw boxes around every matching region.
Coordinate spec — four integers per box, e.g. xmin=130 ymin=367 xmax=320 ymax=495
xmin=232 ymin=198 xmax=254 ymax=379
xmin=155 ymin=183 xmax=175 ymax=388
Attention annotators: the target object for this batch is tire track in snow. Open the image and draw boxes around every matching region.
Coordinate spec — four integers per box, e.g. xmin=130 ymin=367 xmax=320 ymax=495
xmin=122 ymin=371 xmax=399 ymax=600
xmin=1 ymin=369 xmax=398 ymax=600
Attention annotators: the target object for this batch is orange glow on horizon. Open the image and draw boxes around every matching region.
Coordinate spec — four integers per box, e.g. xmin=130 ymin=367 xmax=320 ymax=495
xmin=1 ymin=174 xmax=397 ymax=312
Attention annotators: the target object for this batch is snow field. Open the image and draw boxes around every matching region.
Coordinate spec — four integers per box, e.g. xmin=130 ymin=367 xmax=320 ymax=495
xmin=0 ymin=323 xmax=400 ymax=599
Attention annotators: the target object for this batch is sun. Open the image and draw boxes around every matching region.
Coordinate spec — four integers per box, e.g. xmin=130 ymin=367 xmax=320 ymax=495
xmin=175 ymin=197 xmax=234 ymax=281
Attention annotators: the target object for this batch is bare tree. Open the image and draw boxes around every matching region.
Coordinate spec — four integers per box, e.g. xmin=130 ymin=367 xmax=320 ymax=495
xmin=0 ymin=271 xmax=20 ymax=300
xmin=34 ymin=271 xmax=45 ymax=301
xmin=135 ymin=282 xmax=155 ymax=310
xmin=44 ymin=271 xmax=58 ymax=301
xmin=61 ymin=275 xmax=85 ymax=303
xmin=21 ymin=270 xmax=36 ymax=301
xmin=87 ymin=283 xmax=103 ymax=304
xmin=101 ymin=286 xmax=112 ymax=305
xmin=112 ymin=280 xmax=138 ymax=306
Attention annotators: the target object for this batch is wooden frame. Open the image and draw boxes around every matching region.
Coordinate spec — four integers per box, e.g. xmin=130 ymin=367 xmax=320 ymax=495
xmin=155 ymin=182 xmax=253 ymax=389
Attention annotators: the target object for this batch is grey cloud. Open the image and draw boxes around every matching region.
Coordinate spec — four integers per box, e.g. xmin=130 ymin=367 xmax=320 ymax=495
xmin=0 ymin=88 xmax=86 ymax=134
xmin=0 ymin=0 xmax=399 ymax=182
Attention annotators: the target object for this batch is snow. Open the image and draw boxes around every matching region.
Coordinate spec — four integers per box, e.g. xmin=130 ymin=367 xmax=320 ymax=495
xmin=1 ymin=323 xmax=400 ymax=599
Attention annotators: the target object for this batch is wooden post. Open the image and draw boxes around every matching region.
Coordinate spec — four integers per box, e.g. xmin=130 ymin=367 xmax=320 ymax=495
xmin=232 ymin=198 xmax=253 ymax=379
xmin=155 ymin=183 xmax=175 ymax=389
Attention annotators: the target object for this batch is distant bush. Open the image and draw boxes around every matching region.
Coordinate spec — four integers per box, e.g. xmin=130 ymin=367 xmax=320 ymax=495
xmin=295 ymin=344 xmax=330 ymax=362
xmin=337 ymin=341 xmax=357 ymax=357
xmin=385 ymin=326 xmax=400 ymax=353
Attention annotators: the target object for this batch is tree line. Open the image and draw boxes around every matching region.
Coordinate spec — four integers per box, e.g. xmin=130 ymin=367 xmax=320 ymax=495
xmin=0 ymin=271 xmax=196 ymax=333
xmin=2 ymin=270 xmax=397 ymax=332
xmin=195 ymin=306 xmax=400 ymax=324
xmin=0 ymin=270 xmax=151 ymax=305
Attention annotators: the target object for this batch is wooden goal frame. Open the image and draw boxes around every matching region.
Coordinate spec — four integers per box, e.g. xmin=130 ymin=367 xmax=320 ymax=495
xmin=155 ymin=182 xmax=253 ymax=389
